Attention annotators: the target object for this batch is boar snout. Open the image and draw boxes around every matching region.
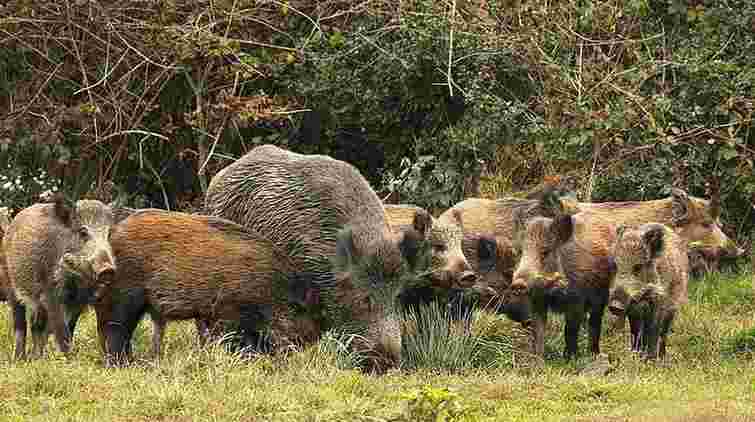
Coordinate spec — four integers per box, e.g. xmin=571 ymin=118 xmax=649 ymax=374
xmin=458 ymin=270 xmax=477 ymax=288
xmin=91 ymin=249 xmax=116 ymax=281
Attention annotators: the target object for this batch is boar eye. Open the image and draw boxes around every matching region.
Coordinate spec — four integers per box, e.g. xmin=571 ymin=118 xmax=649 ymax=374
xmin=78 ymin=227 xmax=90 ymax=239
xmin=432 ymin=243 xmax=446 ymax=252
xmin=632 ymin=264 xmax=643 ymax=275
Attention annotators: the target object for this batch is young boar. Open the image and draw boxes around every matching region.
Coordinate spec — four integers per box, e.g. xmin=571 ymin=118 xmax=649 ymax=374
xmin=438 ymin=189 xmax=575 ymax=298
xmin=203 ymin=144 xmax=434 ymax=371
xmin=503 ymin=213 xmax=618 ymax=358
xmin=384 ymin=204 xmax=476 ymax=287
xmin=3 ymin=195 xmax=117 ymax=359
xmin=607 ymin=223 xmax=689 ymax=359
xmin=398 ymin=232 xmax=500 ymax=321
xmin=96 ymin=210 xmax=319 ymax=364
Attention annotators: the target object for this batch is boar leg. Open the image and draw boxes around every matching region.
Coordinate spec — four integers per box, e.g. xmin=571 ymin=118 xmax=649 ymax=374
xmin=11 ymin=298 xmax=27 ymax=360
xmin=563 ymin=306 xmax=585 ymax=359
xmin=657 ymin=311 xmax=676 ymax=359
xmin=64 ymin=303 xmax=86 ymax=342
xmin=237 ymin=303 xmax=274 ymax=354
xmin=42 ymin=292 xmax=72 ymax=355
xmin=641 ymin=315 xmax=660 ymax=360
xmin=588 ymin=303 xmax=606 ymax=355
xmin=629 ymin=317 xmax=643 ymax=352
xmin=149 ymin=311 xmax=166 ymax=359
xmin=30 ymin=306 xmax=50 ymax=358
xmin=105 ymin=289 xmax=148 ymax=365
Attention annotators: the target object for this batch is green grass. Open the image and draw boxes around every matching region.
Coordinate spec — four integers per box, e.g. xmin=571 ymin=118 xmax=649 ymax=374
xmin=1 ymin=269 xmax=754 ymax=421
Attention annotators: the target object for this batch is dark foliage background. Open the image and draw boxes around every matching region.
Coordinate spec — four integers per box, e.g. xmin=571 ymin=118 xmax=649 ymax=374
xmin=0 ymin=0 xmax=753 ymax=248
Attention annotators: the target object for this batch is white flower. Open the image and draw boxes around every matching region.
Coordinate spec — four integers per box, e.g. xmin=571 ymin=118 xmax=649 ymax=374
xmin=2 ymin=182 xmax=11 ymax=190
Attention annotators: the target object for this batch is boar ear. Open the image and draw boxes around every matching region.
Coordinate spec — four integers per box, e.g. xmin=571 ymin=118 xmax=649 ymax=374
xmin=411 ymin=208 xmax=433 ymax=239
xmin=551 ymin=215 xmax=574 ymax=246
xmin=334 ymin=227 xmax=356 ymax=271
xmin=476 ymin=234 xmax=498 ymax=272
xmin=111 ymin=206 xmax=136 ymax=224
xmin=450 ymin=209 xmax=464 ymax=231
xmin=642 ymin=224 xmax=665 ymax=261
xmin=671 ymin=188 xmax=690 ymax=225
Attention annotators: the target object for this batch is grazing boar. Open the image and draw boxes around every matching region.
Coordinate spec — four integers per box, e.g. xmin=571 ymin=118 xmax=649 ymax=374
xmin=94 ymin=210 xmax=319 ymax=364
xmin=576 ymin=188 xmax=744 ymax=263
xmin=203 ymin=144 xmax=435 ymax=371
xmin=3 ymin=194 xmax=117 ymax=359
xmin=503 ymin=213 xmax=618 ymax=358
xmin=607 ymin=223 xmax=689 ymax=359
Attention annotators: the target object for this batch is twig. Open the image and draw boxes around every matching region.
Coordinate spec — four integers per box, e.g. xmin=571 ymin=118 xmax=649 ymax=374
xmin=231 ymin=38 xmax=300 ymax=53
xmin=197 ymin=70 xmax=241 ymax=176
xmin=447 ymin=0 xmax=456 ymax=97
xmin=73 ymin=52 xmax=127 ymax=96
xmin=98 ymin=130 xmax=170 ymax=143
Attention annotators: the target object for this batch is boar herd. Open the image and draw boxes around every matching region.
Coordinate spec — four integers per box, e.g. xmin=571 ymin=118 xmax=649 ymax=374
xmin=0 ymin=144 xmax=747 ymax=371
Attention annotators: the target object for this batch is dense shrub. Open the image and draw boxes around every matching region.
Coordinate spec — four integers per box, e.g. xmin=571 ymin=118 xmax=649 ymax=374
xmin=0 ymin=1 xmax=752 ymax=247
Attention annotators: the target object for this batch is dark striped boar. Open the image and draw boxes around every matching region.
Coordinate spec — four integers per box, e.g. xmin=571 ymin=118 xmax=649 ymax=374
xmin=607 ymin=223 xmax=689 ymax=359
xmin=3 ymin=195 xmax=117 ymax=359
xmin=503 ymin=213 xmax=618 ymax=358
xmin=203 ymin=145 xmax=434 ymax=371
xmin=96 ymin=210 xmax=319 ymax=364
xmin=576 ymin=188 xmax=743 ymax=263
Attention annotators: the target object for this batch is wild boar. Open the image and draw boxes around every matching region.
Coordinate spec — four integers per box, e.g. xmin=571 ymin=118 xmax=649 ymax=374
xmin=94 ymin=210 xmax=320 ymax=364
xmin=203 ymin=144 xmax=435 ymax=371
xmin=607 ymin=223 xmax=689 ymax=359
xmin=438 ymin=188 xmax=575 ymax=295
xmin=576 ymin=188 xmax=743 ymax=263
xmin=384 ymin=204 xmax=476 ymax=286
xmin=503 ymin=213 xmax=618 ymax=358
xmin=3 ymin=194 xmax=117 ymax=359
xmin=398 ymin=232 xmax=500 ymax=321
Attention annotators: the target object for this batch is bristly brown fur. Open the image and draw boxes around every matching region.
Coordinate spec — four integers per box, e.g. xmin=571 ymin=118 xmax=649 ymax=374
xmin=97 ymin=210 xmax=320 ymax=362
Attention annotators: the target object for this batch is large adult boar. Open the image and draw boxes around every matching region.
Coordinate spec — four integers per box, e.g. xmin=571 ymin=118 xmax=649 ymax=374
xmin=3 ymin=195 xmax=117 ymax=359
xmin=204 ymin=144 xmax=435 ymax=370
xmin=607 ymin=223 xmax=689 ymax=359
xmin=503 ymin=213 xmax=618 ymax=358
xmin=576 ymin=188 xmax=743 ymax=262
xmin=95 ymin=210 xmax=319 ymax=364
